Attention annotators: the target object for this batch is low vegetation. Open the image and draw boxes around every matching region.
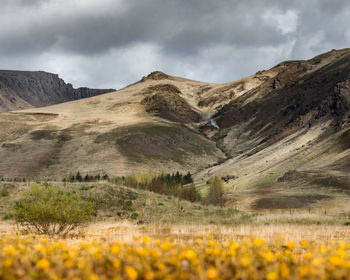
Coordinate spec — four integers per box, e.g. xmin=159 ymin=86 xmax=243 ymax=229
xmin=13 ymin=183 xmax=95 ymax=236
xmin=123 ymin=171 xmax=201 ymax=202
xmin=1 ymin=175 xmax=350 ymax=279
xmin=64 ymin=172 xmax=109 ymax=182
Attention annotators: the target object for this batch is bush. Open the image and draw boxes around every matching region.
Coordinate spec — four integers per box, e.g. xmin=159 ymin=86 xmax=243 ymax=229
xmin=13 ymin=184 xmax=95 ymax=236
xmin=206 ymin=176 xmax=224 ymax=206
xmin=182 ymin=184 xmax=201 ymax=202
xmin=80 ymin=185 xmax=95 ymax=191
xmin=0 ymin=190 xmax=9 ymax=197
xmin=130 ymin=212 xmax=139 ymax=220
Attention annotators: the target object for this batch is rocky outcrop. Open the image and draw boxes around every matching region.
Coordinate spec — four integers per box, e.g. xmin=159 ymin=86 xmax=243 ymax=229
xmin=0 ymin=70 xmax=115 ymax=112
xmin=141 ymin=84 xmax=200 ymax=123
xmin=140 ymin=71 xmax=171 ymax=82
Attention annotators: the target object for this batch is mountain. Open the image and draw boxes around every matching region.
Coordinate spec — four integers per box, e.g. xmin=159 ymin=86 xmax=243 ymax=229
xmin=202 ymin=49 xmax=350 ymax=180
xmin=0 ymin=49 xmax=350 ymax=211
xmin=0 ymin=70 xmax=115 ymax=112
xmin=0 ymin=71 xmax=225 ymax=179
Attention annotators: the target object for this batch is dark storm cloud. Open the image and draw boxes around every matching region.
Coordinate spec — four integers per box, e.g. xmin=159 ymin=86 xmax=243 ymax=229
xmin=0 ymin=0 xmax=349 ymax=88
xmin=1 ymin=0 xmax=294 ymax=55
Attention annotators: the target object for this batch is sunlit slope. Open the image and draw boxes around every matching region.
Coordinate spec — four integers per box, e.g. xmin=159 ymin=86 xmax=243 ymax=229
xmin=0 ymin=72 xmax=225 ymax=179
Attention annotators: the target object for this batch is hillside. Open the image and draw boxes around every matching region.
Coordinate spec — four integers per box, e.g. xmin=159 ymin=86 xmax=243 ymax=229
xmin=0 ymin=49 xmax=350 ymax=212
xmin=0 ymin=71 xmax=225 ymax=178
xmin=0 ymin=70 xmax=115 ymax=112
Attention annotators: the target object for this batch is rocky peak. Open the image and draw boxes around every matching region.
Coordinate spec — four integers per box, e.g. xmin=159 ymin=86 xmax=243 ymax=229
xmin=140 ymin=71 xmax=170 ymax=82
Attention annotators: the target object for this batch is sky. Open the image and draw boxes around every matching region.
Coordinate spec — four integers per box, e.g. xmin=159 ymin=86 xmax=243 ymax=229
xmin=1 ymin=0 xmax=350 ymax=89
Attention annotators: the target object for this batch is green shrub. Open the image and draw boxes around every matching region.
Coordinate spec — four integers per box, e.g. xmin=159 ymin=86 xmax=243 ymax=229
xmin=80 ymin=185 xmax=95 ymax=191
xmin=129 ymin=194 xmax=138 ymax=200
xmin=0 ymin=190 xmax=9 ymax=197
xmin=13 ymin=184 xmax=95 ymax=236
xmin=130 ymin=212 xmax=139 ymax=220
xmin=3 ymin=214 xmax=11 ymax=220
xmin=344 ymin=222 xmax=350 ymax=226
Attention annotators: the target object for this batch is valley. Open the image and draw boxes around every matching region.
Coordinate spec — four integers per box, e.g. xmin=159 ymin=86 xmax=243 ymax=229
xmin=0 ymin=49 xmax=349 ymax=214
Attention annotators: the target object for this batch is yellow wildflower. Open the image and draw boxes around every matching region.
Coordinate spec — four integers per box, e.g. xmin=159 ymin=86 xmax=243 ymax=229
xmin=253 ymin=238 xmax=265 ymax=247
xmin=265 ymin=251 xmax=274 ymax=262
xmin=4 ymin=258 xmax=13 ymax=267
xmin=207 ymin=266 xmax=219 ymax=279
xmin=300 ymin=240 xmax=309 ymax=249
xmin=4 ymin=245 xmax=17 ymax=256
xmin=298 ymin=266 xmax=309 ymax=277
xmin=113 ymin=259 xmax=121 ymax=269
xmin=90 ymin=274 xmax=99 ymax=280
xmin=266 ymin=271 xmax=278 ymax=280
xmin=111 ymin=244 xmax=120 ymax=255
xmin=184 ymin=250 xmax=197 ymax=260
xmin=280 ymin=262 xmax=290 ymax=278
xmin=160 ymin=242 xmax=171 ymax=251
xmin=329 ymin=256 xmax=342 ymax=266
xmin=36 ymin=258 xmax=50 ymax=270
xmin=143 ymin=236 xmax=150 ymax=245
xmin=240 ymin=256 xmax=251 ymax=267
xmin=125 ymin=266 xmax=138 ymax=280
xmin=286 ymin=241 xmax=294 ymax=250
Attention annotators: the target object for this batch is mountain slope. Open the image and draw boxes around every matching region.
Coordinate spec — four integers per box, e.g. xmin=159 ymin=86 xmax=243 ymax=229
xmin=202 ymin=49 xmax=350 ymax=180
xmin=0 ymin=47 xmax=349 ymax=210
xmin=196 ymin=49 xmax=350 ymax=212
xmin=0 ymin=72 xmax=225 ymax=178
xmin=0 ymin=70 xmax=115 ymax=112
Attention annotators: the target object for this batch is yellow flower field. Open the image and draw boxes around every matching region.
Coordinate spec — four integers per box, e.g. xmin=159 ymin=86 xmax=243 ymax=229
xmin=1 ymin=235 xmax=350 ymax=279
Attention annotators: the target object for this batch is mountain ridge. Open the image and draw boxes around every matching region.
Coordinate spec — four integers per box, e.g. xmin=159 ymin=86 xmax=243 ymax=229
xmin=0 ymin=70 xmax=115 ymax=113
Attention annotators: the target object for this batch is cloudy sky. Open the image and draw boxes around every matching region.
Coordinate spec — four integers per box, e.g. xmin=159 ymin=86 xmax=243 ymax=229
xmin=1 ymin=0 xmax=350 ymax=89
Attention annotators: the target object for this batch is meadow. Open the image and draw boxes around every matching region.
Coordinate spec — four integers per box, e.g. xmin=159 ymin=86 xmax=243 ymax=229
xmin=1 ymin=180 xmax=350 ymax=279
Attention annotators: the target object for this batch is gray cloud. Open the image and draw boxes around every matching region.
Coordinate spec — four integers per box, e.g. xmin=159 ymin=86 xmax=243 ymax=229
xmin=0 ymin=0 xmax=349 ymax=88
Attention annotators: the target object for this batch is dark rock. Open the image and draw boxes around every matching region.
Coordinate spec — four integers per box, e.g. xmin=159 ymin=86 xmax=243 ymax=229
xmin=221 ymin=175 xmax=237 ymax=182
xmin=0 ymin=70 xmax=115 ymax=112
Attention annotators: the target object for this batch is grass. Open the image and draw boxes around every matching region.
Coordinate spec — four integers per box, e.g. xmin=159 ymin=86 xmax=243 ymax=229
xmin=1 ymin=180 xmax=350 ymax=226
xmin=249 ymin=172 xmax=280 ymax=188
xmin=195 ymin=181 xmax=209 ymax=198
xmin=94 ymin=122 xmax=221 ymax=167
xmin=79 ymin=185 xmax=95 ymax=191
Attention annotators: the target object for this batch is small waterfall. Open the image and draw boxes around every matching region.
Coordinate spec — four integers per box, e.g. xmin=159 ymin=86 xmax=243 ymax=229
xmin=210 ymin=119 xmax=220 ymax=129
xmin=204 ymin=113 xmax=220 ymax=129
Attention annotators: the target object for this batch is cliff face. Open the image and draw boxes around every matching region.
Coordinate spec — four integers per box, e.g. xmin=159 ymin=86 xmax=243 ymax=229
xmin=0 ymin=70 xmax=115 ymax=112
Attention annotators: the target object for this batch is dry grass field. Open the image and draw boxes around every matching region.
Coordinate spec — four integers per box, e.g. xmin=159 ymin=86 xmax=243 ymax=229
xmin=1 ymin=181 xmax=350 ymax=279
